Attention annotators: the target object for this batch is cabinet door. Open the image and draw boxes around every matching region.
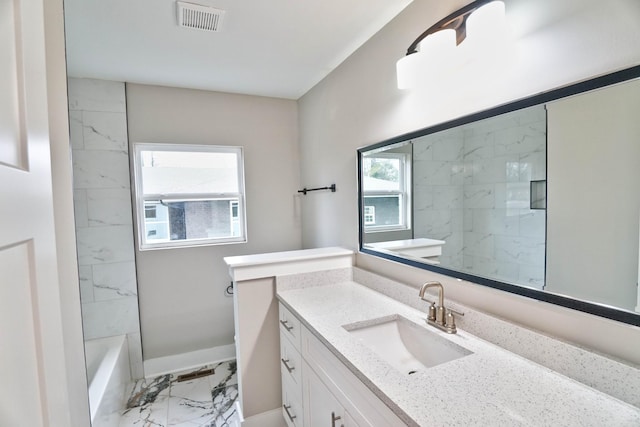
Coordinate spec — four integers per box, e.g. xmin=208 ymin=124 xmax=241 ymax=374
xmin=302 ymin=327 xmax=405 ymax=426
xmin=307 ymin=371 xmax=343 ymax=427
xmin=306 ymin=367 xmax=360 ymax=427
xmin=344 ymin=412 xmax=359 ymax=427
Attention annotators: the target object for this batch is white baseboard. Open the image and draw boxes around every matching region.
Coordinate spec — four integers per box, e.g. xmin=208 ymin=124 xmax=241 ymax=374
xmin=143 ymin=344 xmax=236 ymax=378
xmin=241 ymin=408 xmax=286 ymax=427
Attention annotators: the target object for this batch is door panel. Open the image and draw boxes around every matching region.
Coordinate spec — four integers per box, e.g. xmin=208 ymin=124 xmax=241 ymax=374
xmin=0 ymin=0 xmax=26 ymax=169
xmin=0 ymin=242 xmax=45 ymax=427
xmin=0 ymin=0 xmax=74 ymax=425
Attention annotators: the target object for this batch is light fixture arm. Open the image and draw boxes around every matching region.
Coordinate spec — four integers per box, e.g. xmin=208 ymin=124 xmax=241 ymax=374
xmin=405 ymin=0 xmax=494 ymax=55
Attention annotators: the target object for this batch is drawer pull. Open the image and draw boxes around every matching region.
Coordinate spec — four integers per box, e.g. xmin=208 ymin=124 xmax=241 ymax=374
xmin=283 ymin=404 xmax=297 ymax=422
xmin=281 ymin=358 xmax=295 ymax=373
xmin=280 ymin=319 xmax=294 ymax=332
xmin=331 ymin=412 xmax=343 ymax=427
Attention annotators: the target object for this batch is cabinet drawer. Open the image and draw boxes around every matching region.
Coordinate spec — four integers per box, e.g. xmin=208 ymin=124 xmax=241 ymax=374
xmin=280 ymin=329 xmax=302 ymax=390
xmin=282 ymin=373 xmax=304 ymax=427
xmin=279 ymin=303 xmax=302 ymax=350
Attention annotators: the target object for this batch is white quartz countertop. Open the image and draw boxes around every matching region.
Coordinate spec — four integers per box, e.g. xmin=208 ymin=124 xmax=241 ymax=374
xmin=277 ymin=281 xmax=640 ymax=426
xmin=223 ymin=247 xmax=353 ymax=267
xmin=223 ymin=247 xmax=354 ymax=281
xmin=366 ymin=238 xmax=445 ymax=249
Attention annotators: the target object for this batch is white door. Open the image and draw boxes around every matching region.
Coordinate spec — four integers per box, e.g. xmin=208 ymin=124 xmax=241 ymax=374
xmin=0 ymin=0 xmax=74 ymax=425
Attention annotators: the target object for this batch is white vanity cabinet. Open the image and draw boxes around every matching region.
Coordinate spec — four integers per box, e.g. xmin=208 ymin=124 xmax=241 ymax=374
xmin=279 ymin=303 xmax=405 ymax=427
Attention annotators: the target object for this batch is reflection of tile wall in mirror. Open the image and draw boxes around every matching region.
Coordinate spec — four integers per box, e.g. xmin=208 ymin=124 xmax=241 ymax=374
xmin=411 ymin=105 xmax=547 ymax=288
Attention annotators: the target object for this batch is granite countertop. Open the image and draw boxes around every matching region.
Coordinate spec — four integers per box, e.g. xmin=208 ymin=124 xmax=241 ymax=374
xmin=277 ymin=281 xmax=640 ymax=426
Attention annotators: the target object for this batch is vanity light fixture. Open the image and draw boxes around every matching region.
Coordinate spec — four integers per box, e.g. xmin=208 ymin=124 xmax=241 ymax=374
xmin=396 ymin=0 xmax=511 ymax=89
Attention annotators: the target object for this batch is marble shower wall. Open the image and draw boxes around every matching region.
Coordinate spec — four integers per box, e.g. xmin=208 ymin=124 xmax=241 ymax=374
xmin=413 ymin=105 xmax=546 ymax=288
xmin=69 ymin=78 xmax=143 ymax=379
xmin=413 ymin=126 xmax=466 ymax=269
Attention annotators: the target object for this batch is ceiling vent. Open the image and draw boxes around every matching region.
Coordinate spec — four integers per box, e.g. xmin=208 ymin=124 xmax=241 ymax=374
xmin=177 ymin=1 xmax=225 ymax=32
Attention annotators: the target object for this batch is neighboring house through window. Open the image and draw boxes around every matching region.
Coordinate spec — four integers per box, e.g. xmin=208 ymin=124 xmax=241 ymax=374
xmin=364 ymin=206 xmax=376 ymax=225
xmin=133 ymin=143 xmax=247 ymax=250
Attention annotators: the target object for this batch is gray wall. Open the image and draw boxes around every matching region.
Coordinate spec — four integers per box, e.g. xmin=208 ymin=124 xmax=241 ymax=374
xmin=298 ymin=0 xmax=640 ymax=364
xmin=126 ymin=84 xmax=301 ymax=359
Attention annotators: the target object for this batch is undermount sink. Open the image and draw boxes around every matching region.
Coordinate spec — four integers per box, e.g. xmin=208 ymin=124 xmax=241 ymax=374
xmin=343 ymin=315 xmax=472 ymax=375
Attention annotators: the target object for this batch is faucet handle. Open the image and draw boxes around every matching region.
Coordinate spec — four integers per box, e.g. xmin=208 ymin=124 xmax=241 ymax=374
xmin=443 ymin=307 xmax=464 ymax=334
xmin=419 ymin=295 xmax=437 ymax=321
xmin=427 ymin=302 xmax=437 ymax=322
xmin=420 ymin=294 xmax=435 ymax=304
xmin=444 ymin=310 xmax=457 ymax=333
xmin=446 ymin=307 xmax=465 ymax=317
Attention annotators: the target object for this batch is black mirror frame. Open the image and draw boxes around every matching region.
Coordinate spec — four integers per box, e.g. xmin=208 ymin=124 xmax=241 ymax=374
xmin=358 ymin=65 xmax=640 ymax=327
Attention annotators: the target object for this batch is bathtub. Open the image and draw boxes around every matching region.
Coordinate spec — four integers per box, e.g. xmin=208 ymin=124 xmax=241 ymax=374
xmin=85 ymin=335 xmax=131 ymax=427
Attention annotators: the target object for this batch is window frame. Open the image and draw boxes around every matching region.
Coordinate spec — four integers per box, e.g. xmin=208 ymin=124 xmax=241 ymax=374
xmin=132 ymin=143 xmax=247 ymax=250
xmin=362 ymin=152 xmax=411 ymax=232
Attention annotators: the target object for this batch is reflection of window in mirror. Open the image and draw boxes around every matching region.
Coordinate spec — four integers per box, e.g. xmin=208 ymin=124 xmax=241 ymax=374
xmin=362 ymin=152 xmax=411 ymax=232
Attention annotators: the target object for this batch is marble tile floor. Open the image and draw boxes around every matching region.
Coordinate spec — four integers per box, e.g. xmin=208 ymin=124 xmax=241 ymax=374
xmin=120 ymin=360 xmax=240 ymax=427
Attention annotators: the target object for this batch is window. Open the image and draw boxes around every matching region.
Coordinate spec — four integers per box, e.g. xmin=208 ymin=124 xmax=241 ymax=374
xmin=362 ymin=152 xmax=411 ymax=231
xmin=133 ymin=143 xmax=246 ymax=250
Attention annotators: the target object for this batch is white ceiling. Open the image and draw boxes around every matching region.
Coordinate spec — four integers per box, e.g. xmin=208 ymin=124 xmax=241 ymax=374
xmin=63 ymin=0 xmax=413 ymax=100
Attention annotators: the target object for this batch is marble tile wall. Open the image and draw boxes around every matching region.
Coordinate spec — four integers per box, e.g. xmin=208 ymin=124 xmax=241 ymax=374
xmin=413 ymin=105 xmax=546 ymax=288
xmin=69 ymin=78 xmax=144 ymax=379
xmin=413 ymin=126 xmax=465 ymax=269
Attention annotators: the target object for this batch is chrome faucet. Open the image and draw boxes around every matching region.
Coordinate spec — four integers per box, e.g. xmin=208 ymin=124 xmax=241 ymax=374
xmin=418 ymin=281 xmax=463 ymax=334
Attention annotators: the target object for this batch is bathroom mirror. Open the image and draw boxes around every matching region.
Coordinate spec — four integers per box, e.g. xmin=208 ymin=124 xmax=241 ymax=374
xmin=358 ymin=65 xmax=640 ymax=326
